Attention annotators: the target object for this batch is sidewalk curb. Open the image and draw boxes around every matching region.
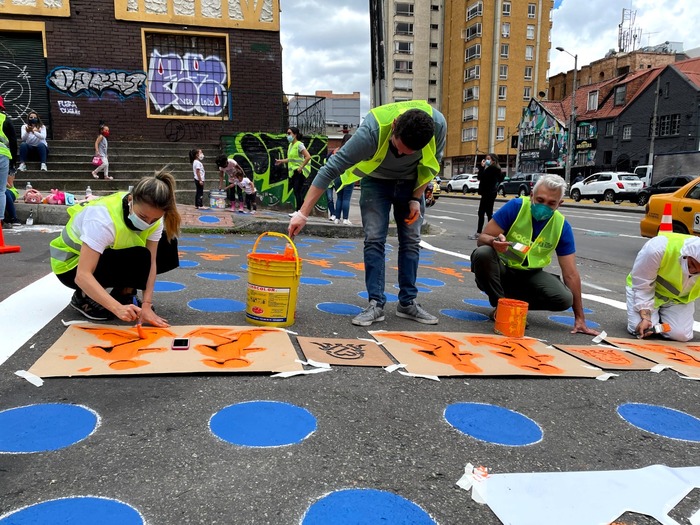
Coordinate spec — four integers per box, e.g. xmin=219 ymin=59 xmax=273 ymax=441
xmin=438 ymin=193 xmax=645 ymax=214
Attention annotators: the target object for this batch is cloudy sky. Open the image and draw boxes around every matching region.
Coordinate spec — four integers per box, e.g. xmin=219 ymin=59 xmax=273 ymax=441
xmin=279 ymin=0 xmax=700 ymax=118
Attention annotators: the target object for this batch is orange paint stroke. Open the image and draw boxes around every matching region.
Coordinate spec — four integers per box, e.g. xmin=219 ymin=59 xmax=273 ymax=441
xmin=185 ymin=327 xmax=274 ymax=368
xmin=381 ymin=332 xmax=483 ymax=373
xmin=567 ymin=347 xmax=634 ymax=366
xmin=302 ymin=258 xmax=333 ymax=268
xmin=340 ymin=261 xmax=365 ymax=271
xmin=63 ymin=355 xmax=78 ymax=360
xmin=78 ymin=326 xmax=174 ymax=370
xmin=199 ymin=253 xmax=237 ymax=261
xmin=465 ymin=335 xmax=564 ymax=374
xmin=424 ymin=266 xmax=465 ymax=282
xmin=77 ymin=367 xmax=92 ymax=373
xmin=610 ymin=339 xmax=700 ymax=368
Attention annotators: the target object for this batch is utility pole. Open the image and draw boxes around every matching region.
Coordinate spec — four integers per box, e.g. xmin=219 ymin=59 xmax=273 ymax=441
xmin=648 ymin=76 xmax=661 ymax=165
xmin=556 ymin=47 xmax=577 ymax=190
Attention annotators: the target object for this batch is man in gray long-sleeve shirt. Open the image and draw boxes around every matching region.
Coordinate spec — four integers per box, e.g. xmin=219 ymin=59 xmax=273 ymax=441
xmin=288 ymin=101 xmax=446 ymax=327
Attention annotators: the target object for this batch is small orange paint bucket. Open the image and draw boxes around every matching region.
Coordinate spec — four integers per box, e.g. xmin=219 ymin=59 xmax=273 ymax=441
xmin=493 ymin=298 xmax=528 ymax=337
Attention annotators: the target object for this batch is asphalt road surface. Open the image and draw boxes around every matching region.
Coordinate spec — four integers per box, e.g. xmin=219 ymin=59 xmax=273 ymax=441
xmin=0 ymin=202 xmax=698 ymax=525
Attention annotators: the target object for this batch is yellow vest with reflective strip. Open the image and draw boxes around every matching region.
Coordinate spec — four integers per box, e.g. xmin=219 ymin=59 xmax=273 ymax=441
xmin=50 ymin=192 xmax=161 ymax=275
xmin=287 ymin=141 xmax=311 ymax=179
xmin=499 ymin=197 xmax=565 ymax=269
xmin=340 ymin=101 xmax=440 ymax=190
xmin=626 ymin=232 xmax=700 ymax=307
xmin=0 ymin=113 xmax=11 ymax=159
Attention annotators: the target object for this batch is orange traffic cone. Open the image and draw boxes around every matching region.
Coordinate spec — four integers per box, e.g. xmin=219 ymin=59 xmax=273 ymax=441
xmin=659 ymin=202 xmax=673 ymax=233
xmin=0 ymin=222 xmax=21 ymax=254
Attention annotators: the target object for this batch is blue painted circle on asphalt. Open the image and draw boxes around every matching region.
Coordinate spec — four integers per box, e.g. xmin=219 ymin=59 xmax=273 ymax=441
xmin=327 ymin=249 xmax=352 ymax=254
xmin=463 ymin=298 xmax=491 ymax=308
xmin=317 ymin=302 xmax=363 ymax=316
xmin=237 ymin=240 xmax=255 ymax=245
xmin=566 ymin=306 xmax=594 ymax=314
xmin=548 ymin=315 xmax=600 ymax=329
xmin=178 ymin=236 xmax=204 ymax=242
xmin=302 ymin=238 xmax=324 ymax=243
xmin=240 ymin=264 xmax=248 ymax=271
xmin=188 ymin=298 xmax=246 ymax=312
xmin=358 ymin=291 xmax=398 ymax=303
xmin=415 ymin=277 xmax=445 ymax=287
xmin=454 ymin=260 xmax=472 ymax=267
xmin=0 ymin=404 xmax=98 ymax=453
xmin=444 ymin=402 xmax=543 ymax=446
xmin=393 ymin=284 xmax=432 ymax=293
xmin=210 ymin=401 xmax=316 ymax=447
xmin=154 ymin=281 xmax=186 ymax=292
xmin=441 ymin=309 xmax=488 ymax=322
xmin=179 ymin=245 xmax=207 ymax=252
xmin=294 ymin=243 xmax=311 ymax=248
xmin=196 ymin=272 xmax=241 ymax=281
xmin=300 ymin=277 xmax=332 ymax=285
xmin=0 ymin=497 xmax=143 ymax=524
xmin=321 ymin=269 xmax=356 ymax=278
xmin=198 ymin=216 xmax=220 ymax=223
xmin=302 ymin=488 xmax=435 ymax=525
xmin=178 ymin=260 xmax=199 ymax=268
xmin=308 ymin=252 xmax=335 ymax=259
xmin=419 ymin=260 xmax=434 ymax=266
xmin=213 ymin=243 xmax=241 ymax=249
xmin=617 ymin=403 xmax=700 ymax=442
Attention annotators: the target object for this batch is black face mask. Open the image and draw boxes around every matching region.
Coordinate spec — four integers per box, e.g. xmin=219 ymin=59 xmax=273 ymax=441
xmin=29 ymin=119 xmax=38 ymax=124
xmin=122 ymin=194 xmax=140 ymax=231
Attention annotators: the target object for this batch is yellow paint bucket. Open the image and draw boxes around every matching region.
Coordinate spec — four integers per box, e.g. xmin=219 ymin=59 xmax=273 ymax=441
xmin=493 ymin=298 xmax=528 ymax=337
xmin=246 ymin=232 xmax=302 ymax=327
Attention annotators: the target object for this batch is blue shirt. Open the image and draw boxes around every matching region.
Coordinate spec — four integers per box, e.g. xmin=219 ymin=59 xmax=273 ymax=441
xmin=493 ymin=198 xmax=575 ymax=257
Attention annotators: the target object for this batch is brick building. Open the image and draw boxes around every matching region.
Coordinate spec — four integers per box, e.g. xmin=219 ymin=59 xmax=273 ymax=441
xmin=0 ymin=0 xmax=284 ymax=142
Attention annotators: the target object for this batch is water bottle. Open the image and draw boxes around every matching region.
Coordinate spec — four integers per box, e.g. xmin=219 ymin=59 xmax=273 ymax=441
xmin=26 ymin=181 xmax=32 ymax=191
xmin=26 ymin=211 xmax=34 ymax=226
xmin=85 ymin=186 xmax=92 ymax=198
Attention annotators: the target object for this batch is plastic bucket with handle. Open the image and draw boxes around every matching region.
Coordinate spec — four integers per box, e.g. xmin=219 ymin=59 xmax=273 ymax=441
xmin=493 ymin=298 xmax=528 ymax=337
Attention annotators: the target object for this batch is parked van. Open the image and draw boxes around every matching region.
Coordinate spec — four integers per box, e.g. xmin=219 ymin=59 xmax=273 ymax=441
xmin=633 ymin=165 xmax=652 ymax=188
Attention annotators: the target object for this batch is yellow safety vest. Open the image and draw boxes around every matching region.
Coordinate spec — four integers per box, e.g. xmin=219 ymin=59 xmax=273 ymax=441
xmin=287 ymin=141 xmax=311 ymax=179
xmin=626 ymin=232 xmax=700 ymax=307
xmin=499 ymin=196 xmax=565 ymax=269
xmin=340 ymin=101 xmax=440 ymax=191
xmin=49 ymin=192 xmax=161 ymax=275
xmin=0 ymin=113 xmax=11 ymax=160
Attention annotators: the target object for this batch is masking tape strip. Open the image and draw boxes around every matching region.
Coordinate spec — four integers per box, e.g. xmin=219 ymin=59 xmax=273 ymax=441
xmin=295 ymin=358 xmax=331 ymax=369
xmin=689 ymin=506 xmax=700 ymax=525
xmin=595 ymin=372 xmax=618 ymax=381
xmin=384 ymin=364 xmax=406 ymax=373
xmin=397 ymin=370 xmax=440 ymax=381
xmin=651 ymin=364 xmax=670 ymax=373
xmin=591 ymin=330 xmax=608 ymax=344
xmin=15 ymin=370 xmax=44 ymax=387
xmin=270 ymin=368 xmax=332 ymax=379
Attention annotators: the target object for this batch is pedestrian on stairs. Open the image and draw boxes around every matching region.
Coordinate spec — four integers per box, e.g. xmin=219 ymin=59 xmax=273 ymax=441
xmin=18 ymin=110 xmax=49 ymax=172
xmin=91 ymin=123 xmax=112 ymax=180
xmin=190 ymin=148 xmax=208 ymax=209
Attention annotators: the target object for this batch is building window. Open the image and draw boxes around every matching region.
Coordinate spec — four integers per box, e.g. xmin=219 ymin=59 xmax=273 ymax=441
xmin=528 ymin=3 xmax=536 ymax=18
xmin=462 ymin=127 xmax=478 ymax=142
xmin=524 ymin=66 xmax=533 ymax=80
xmin=603 ymin=150 xmax=613 ymax=164
xmin=587 ymin=90 xmax=599 ymax=111
xmin=394 ymin=78 xmax=413 ymax=91
xmin=463 ymin=107 xmax=479 ymax=122
xmin=664 ymin=82 xmax=670 ymax=98
xmin=465 ymin=65 xmax=480 ymax=81
xmin=526 ymin=25 xmax=535 ymax=39
xmin=465 ymin=44 xmax=481 ymax=62
xmin=500 ymin=44 xmax=509 ymax=58
xmin=523 ymin=86 xmax=532 ymax=99
xmin=395 ymin=41 xmax=413 ymax=54
xmin=497 ymin=106 xmax=506 ymax=120
xmin=605 ymin=122 xmax=614 ymax=136
xmin=394 ymin=60 xmax=413 ymax=73
xmin=464 ymin=22 xmax=482 ymax=41
xmin=502 ymin=22 xmax=510 ymax=38
xmin=396 ymin=22 xmax=414 ymax=35
xmin=430 ymin=61 xmax=438 ymax=67
xmin=430 ymin=24 xmax=438 ymax=29
xmin=430 ymin=42 xmax=438 ymax=49
xmin=525 ymin=46 xmax=534 ymax=60
xmin=431 ymin=4 xmax=439 ymax=11
xmin=429 ymin=79 xmax=437 ymax=85
xmin=499 ymin=65 xmax=508 ymax=80
xmin=652 ymin=114 xmax=682 ymax=137
xmin=502 ymin=1 xmax=511 ymax=16
xmin=496 ymin=127 xmax=505 ymax=140
xmin=614 ymin=85 xmax=626 ymax=106
xmin=463 ymin=86 xmax=480 ymax=101
xmin=577 ymin=123 xmax=596 ymax=140
xmin=395 ymin=3 xmax=414 ymax=16
xmin=467 ymin=1 xmax=482 ymax=20
xmin=428 ymin=97 xmax=437 ymax=103
xmin=622 ymin=124 xmax=632 ymax=140
xmin=498 ymin=86 xmax=507 ymax=100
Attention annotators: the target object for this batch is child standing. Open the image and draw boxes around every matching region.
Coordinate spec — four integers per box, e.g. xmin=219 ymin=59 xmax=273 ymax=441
xmin=190 ymin=148 xmax=208 ymax=209
xmin=229 ymin=172 xmax=257 ymax=214
xmin=215 ymin=154 xmax=245 ymax=212
xmin=92 ymin=124 xmax=112 ymax=180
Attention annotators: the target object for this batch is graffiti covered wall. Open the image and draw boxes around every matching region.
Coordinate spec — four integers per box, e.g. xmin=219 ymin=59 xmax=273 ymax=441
xmin=518 ymin=99 xmax=567 ymax=173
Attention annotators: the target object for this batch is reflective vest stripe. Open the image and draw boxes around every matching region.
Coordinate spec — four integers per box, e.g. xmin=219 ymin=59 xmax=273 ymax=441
xmin=655 ymin=274 xmax=681 ymax=296
xmin=0 ymin=113 xmax=11 ymax=159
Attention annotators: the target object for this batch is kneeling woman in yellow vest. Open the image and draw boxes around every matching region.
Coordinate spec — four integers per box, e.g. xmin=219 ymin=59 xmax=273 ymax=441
xmin=50 ymin=169 xmax=181 ymax=326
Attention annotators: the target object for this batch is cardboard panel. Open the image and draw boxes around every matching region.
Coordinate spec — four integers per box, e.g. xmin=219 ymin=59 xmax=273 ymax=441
xmin=606 ymin=337 xmax=700 ymax=379
xmin=28 ymin=324 xmax=303 ymax=378
xmin=296 ymin=336 xmax=393 ymax=367
xmin=553 ymin=345 xmax=657 ymax=371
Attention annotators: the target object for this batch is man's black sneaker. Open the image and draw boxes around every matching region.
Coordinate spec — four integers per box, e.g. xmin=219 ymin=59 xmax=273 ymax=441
xmin=110 ymin=288 xmax=141 ymax=307
xmin=70 ymin=291 xmax=113 ymax=321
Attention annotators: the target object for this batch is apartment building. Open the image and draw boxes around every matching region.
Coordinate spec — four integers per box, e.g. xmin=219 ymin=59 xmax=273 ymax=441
xmin=440 ymin=0 xmax=552 ymax=177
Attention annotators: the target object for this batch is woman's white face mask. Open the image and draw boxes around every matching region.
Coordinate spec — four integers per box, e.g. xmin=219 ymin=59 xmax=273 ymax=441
xmin=128 ymin=201 xmax=152 ymax=231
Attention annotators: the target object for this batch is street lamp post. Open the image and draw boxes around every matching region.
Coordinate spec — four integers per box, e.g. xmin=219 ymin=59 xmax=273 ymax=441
xmin=556 ymin=47 xmax=577 ymax=190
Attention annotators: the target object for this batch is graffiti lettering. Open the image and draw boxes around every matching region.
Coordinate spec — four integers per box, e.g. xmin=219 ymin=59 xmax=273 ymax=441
xmin=148 ymin=51 xmax=227 ymax=116
xmin=0 ymin=62 xmax=33 ymax=120
xmin=164 ymin=120 xmax=212 ymax=142
xmin=311 ymin=341 xmax=368 ymax=360
xmin=57 ymin=100 xmax=81 ymax=116
xmin=47 ymin=67 xmax=147 ymax=99
xmin=78 ymin=325 xmax=174 ymax=370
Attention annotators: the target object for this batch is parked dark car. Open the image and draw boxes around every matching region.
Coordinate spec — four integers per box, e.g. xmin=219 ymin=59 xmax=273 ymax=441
xmin=497 ymin=173 xmax=545 ymax=197
xmin=636 ymin=175 xmax=697 ymax=206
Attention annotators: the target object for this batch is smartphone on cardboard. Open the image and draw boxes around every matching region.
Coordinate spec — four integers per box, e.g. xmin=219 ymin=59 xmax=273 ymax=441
xmin=171 ymin=338 xmax=190 ymax=351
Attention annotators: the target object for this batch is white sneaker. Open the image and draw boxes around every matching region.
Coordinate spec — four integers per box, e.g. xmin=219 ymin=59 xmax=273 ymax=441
xmin=329 ymin=215 xmax=336 ymax=222
xmin=17 ymin=163 xmax=26 ymax=171
xmin=343 ymin=219 xmax=352 ymax=225
xmin=40 ymin=163 xmax=47 ymax=171
xmin=333 ymin=218 xmax=339 ymax=224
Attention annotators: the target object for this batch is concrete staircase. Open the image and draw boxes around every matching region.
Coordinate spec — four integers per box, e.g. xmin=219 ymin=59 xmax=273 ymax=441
xmin=14 ymin=141 xmax=222 ymax=204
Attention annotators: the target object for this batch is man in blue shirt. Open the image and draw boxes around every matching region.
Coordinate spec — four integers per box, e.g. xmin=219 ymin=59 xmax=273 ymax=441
xmin=470 ymin=174 xmax=597 ymax=335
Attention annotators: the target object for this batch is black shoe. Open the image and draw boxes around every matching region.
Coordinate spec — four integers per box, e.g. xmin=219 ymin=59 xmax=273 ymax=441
xmin=70 ymin=291 xmax=113 ymax=321
xmin=9 ymin=218 xmax=22 ymax=226
xmin=110 ymin=288 xmax=141 ymax=307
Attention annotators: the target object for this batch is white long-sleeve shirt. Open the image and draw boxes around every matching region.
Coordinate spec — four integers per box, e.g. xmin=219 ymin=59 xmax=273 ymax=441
xmin=21 ymin=125 xmax=47 ymax=148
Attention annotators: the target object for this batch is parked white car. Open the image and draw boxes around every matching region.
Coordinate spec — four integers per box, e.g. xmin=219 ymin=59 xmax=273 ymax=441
xmin=569 ymin=171 xmax=643 ymax=203
xmin=446 ymin=174 xmax=479 ymax=194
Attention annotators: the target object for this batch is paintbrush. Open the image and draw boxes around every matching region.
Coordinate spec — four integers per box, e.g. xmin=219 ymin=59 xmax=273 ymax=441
xmin=133 ymin=296 xmax=145 ymax=339
xmin=641 ymin=323 xmax=670 ymax=338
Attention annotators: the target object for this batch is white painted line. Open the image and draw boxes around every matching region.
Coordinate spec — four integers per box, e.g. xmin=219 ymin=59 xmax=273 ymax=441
xmin=581 ymin=282 xmax=612 ymax=292
xmin=0 ymin=273 xmax=73 ymax=368
xmin=425 ymin=214 xmax=462 ymax=221
xmin=420 ymin=240 xmax=471 ymax=260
